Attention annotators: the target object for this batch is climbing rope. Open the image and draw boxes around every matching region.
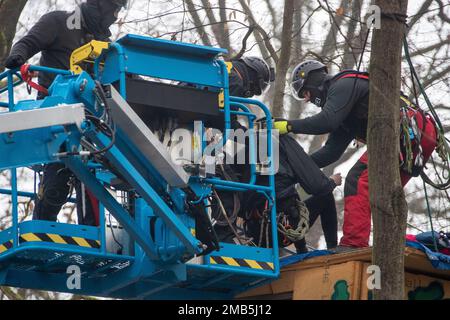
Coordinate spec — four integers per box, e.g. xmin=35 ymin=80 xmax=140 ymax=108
xmin=403 ymin=36 xmax=450 ymax=251
xmin=277 ymin=199 xmax=310 ymax=244
xmin=422 ymin=180 xmax=439 ymax=252
xmin=403 ymin=37 xmax=450 ymax=190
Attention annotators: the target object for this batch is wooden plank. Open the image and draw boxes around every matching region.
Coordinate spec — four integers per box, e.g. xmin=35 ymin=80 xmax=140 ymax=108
xmin=292 ymin=261 xmax=363 ymax=300
xmin=360 ymin=262 xmax=450 ymax=300
xmin=282 ymin=247 xmax=449 ymax=279
xmin=236 ymin=271 xmax=296 ymax=298
xmin=237 ymin=246 xmax=449 ymax=299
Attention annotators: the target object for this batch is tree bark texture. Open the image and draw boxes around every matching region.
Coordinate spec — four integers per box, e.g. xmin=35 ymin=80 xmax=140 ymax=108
xmin=368 ymin=0 xmax=409 ymax=300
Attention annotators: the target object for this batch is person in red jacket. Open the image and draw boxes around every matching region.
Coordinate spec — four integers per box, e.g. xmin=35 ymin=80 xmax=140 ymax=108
xmin=274 ymin=60 xmax=438 ymax=250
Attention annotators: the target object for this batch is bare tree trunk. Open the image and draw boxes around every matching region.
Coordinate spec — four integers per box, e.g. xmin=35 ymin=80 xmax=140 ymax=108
xmin=368 ymin=0 xmax=408 ymax=300
xmin=184 ymin=0 xmax=212 ymax=46
xmin=320 ymin=0 xmax=350 ymax=62
xmin=0 ymin=0 xmax=28 ymax=72
xmin=200 ymin=0 xmax=226 ymax=48
xmin=340 ymin=0 xmax=362 ymax=69
xmin=288 ymin=0 xmax=305 ymax=120
xmin=263 ymin=0 xmax=280 ymax=41
xmin=218 ymin=0 xmax=232 ymax=54
xmin=237 ymin=0 xmax=272 ymax=62
xmin=271 ymin=0 xmax=295 ymax=118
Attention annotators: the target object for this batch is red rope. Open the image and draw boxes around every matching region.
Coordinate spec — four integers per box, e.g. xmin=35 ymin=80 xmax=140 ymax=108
xmin=20 ymin=64 xmax=48 ymax=96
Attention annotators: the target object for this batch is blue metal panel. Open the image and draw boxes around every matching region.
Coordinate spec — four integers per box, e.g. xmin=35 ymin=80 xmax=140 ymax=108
xmin=209 ymin=243 xmax=275 ymax=263
xmin=117 ymin=34 xmax=227 ymax=58
xmin=0 ymin=227 xmax=13 ymax=249
xmin=11 ymin=169 xmax=18 ymax=247
xmin=113 ymin=129 xmax=168 ymax=194
xmin=63 ymin=156 xmax=159 ymax=260
xmin=0 ymin=189 xmax=76 ymax=203
xmin=2 ymin=261 xmax=135 ymax=297
xmin=0 ymin=128 xmax=66 ymax=170
xmin=189 ymin=263 xmax=278 ymax=279
xmin=19 ymin=220 xmax=100 ymax=240
xmin=17 ymin=240 xmax=100 ymax=254
xmin=10 ymin=99 xmax=43 ymax=111
xmin=101 ymin=36 xmax=227 ymax=88
xmin=91 ymin=133 xmax=202 ymax=256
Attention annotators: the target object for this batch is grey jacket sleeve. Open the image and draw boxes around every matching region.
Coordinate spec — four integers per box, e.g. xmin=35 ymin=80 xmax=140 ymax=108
xmin=289 ymin=78 xmax=360 ymax=135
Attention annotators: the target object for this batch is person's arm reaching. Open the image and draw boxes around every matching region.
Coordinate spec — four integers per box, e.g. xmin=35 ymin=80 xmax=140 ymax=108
xmin=310 ymin=127 xmax=354 ymax=168
xmin=280 ymin=134 xmax=338 ymax=196
xmin=288 ymin=78 xmax=361 ymax=135
xmin=5 ymin=12 xmax=59 ymax=69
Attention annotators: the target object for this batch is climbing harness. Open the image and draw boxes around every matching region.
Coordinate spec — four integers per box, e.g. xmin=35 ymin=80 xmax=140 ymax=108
xmin=403 ymin=37 xmax=450 ymax=190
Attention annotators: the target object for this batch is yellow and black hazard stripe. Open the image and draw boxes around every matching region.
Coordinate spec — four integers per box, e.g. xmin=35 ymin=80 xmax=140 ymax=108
xmin=19 ymin=233 xmax=100 ymax=249
xmin=210 ymin=256 xmax=274 ymax=271
xmin=0 ymin=240 xmax=13 ymax=254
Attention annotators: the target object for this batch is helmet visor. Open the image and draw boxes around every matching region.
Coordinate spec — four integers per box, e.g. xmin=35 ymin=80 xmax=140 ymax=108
xmin=259 ymin=78 xmax=271 ymax=95
xmin=290 ymin=78 xmax=306 ymax=101
xmin=258 ymin=63 xmax=275 ymax=95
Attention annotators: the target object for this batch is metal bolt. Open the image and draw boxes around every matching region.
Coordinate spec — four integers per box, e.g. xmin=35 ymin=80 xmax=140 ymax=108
xmin=79 ymin=79 xmax=88 ymax=92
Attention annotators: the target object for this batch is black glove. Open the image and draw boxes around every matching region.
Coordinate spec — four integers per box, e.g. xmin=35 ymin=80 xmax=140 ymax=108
xmin=4 ymin=55 xmax=25 ymax=69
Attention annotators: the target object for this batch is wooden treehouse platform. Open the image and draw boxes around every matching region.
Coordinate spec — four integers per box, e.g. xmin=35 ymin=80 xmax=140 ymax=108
xmin=236 ymin=246 xmax=450 ymax=300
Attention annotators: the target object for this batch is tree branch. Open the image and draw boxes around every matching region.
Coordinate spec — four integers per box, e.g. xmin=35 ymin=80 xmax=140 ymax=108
xmin=184 ymin=0 xmax=212 ymax=46
xmin=272 ymin=0 xmax=295 ymax=117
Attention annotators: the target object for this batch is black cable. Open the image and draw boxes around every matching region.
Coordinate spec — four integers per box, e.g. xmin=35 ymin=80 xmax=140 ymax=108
xmin=85 ymin=114 xmax=116 ymax=155
xmin=108 ymin=213 xmax=123 ymax=254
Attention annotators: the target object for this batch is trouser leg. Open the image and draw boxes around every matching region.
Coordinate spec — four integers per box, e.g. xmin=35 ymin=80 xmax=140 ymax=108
xmin=33 ymin=163 xmax=71 ymax=221
xmin=340 ymin=118 xmax=437 ymax=248
xmin=340 ymin=152 xmax=371 ymax=248
xmin=33 ymin=163 xmax=99 ymax=226
xmin=294 ymin=192 xmax=338 ymax=253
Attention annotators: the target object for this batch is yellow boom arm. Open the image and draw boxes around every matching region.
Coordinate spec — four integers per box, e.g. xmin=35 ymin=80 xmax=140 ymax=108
xmin=70 ymin=40 xmax=110 ymax=74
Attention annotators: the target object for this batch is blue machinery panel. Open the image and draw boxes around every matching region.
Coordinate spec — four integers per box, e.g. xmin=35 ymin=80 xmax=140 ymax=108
xmin=0 ymin=35 xmax=279 ymax=299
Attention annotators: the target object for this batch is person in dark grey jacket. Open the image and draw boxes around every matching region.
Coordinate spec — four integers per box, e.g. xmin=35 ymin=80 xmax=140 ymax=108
xmin=276 ymin=60 xmax=437 ymax=250
xmin=3 ymin=0 xmax=127 ymax=226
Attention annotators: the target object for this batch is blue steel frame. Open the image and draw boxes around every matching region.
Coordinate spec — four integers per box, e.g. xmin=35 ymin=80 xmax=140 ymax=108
xmin=0 ymin=34 xmax=280 ymax=298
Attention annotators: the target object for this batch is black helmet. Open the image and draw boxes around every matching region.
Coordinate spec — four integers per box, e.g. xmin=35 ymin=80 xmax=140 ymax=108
xmin=290 ymin=60 xmax=328 ymax=100
xmin=241 ymin=56 xmax=275 ymax=95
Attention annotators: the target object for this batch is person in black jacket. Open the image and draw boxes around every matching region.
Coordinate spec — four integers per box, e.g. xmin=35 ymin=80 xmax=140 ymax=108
xmin=214 ymin=57 xmax=340 ymax=253
xmin=3 ymin=0 xmax=127 ymax=226
xmin=275 ymin=60 xmax=437 ymax=250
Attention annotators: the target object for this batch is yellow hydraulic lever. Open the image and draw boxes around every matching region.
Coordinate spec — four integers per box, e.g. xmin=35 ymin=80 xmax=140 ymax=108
xmin=70 ymin=40 xmax=110 ymax=74
xmin=218 ymin=62 xmax=234 ymax=108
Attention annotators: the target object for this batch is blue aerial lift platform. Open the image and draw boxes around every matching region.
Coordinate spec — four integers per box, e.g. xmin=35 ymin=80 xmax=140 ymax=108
xmin=0 ymin=34 xmax=280 ymax=299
